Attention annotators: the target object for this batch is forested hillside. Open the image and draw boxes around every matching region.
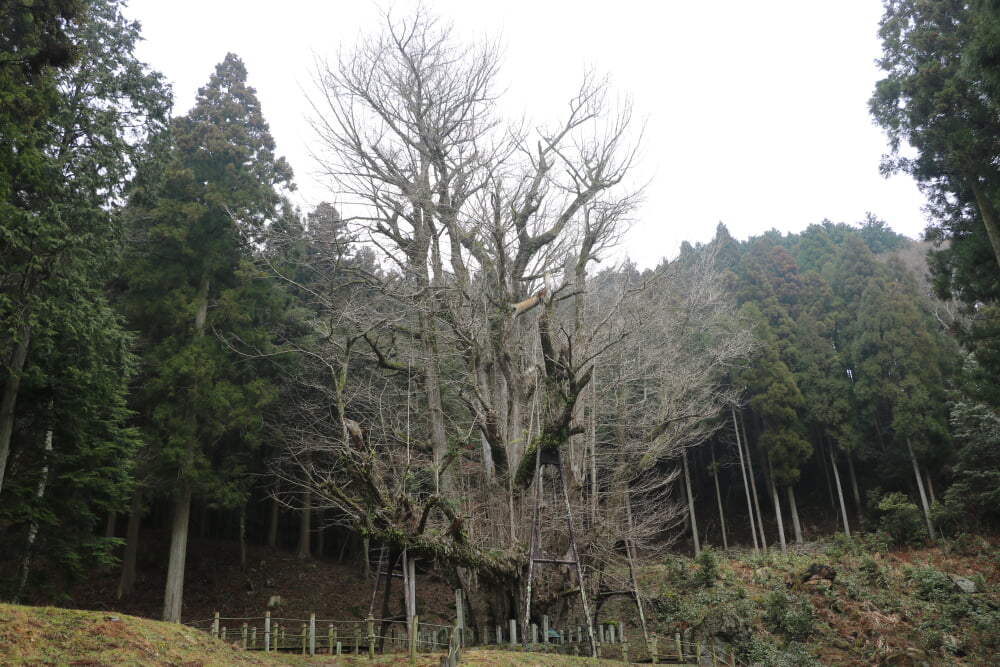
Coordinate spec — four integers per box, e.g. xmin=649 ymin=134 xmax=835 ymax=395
xmin=3 ymin=1 xmax=1000 ymax=665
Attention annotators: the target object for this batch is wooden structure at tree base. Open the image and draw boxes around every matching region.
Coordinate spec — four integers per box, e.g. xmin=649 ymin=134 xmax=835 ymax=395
xmin=521 ymin=440 xmax=597 ymax=655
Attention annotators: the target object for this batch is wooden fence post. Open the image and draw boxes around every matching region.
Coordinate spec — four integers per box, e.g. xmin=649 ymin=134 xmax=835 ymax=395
xmin=328 ymin=625 xmax=336 ymax=656
xmin=542 ymin=615 xmax=549 ymax=646
xmin=241 ymin=623 xmax=248 ymax=649
xmin=309 ymin=613 xmax=316 ymax=656
xmin=675 ymin=632 xmax=683 ymax=662
xmin=300 ymin=623 xmax=307 ymax=654
xmin=367 ymin=614 xmax=375 ymax=658
xmin=212 ymin=612 xmax=219 ymax=638
xmin=251 ymin=626 xmax=257 ymax=650
xmin=264 ymin=611 xmax=271 ymax=652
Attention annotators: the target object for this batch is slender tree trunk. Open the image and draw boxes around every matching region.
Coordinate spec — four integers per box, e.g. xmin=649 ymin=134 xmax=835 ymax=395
xmin=818 ymin=438 xmax=836 ymax=511
xmin=117 ymin=485 xmax=144 ymax=599
xmin=624 ymin=492 xmax=649 ymax=646
xmin=829 ymin=448 xmax=851 ymax=537
xmin=682 ymin=447 xmax=700 ymax=556
xmin=589 ymin=379 xmax=598 ymax=527
xmin=786 ymin=486 xmax=803 ymax=544
xmin=15 ymin=426 xmax=52 ymax=603
xmin=267 ymin=478 xmax=280 ymax=548
xmin=767 ymin=454 xmax=786 ymax=552
xmin=907 ymin=438 xmax=936 ymax=540
xmin=316 ymin=508 xmax=326 ymax=558
xmin=732 ymin=407 xmax=759 ymax=552
xmin=239 ymin=504 xmax=247 ymax=573
xmin=741 ymin=414 xmax=767 ymax=550
xmin=297 ymin=487 xmax=311 ymax=559
xmin=0 ymin=325 xmax=31 ymax=495
xmin=924 ymin=471 xmax=937 ymax=505
xmin=162 ymin=481 xmax=192 ymax=623
xmin=711 ymin=441 xmax=728 ymax=550
xmin=362 ymin=536 xmax=371 ymax=578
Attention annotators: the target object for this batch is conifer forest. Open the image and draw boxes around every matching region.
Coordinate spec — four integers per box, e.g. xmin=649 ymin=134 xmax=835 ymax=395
xmin=5 ymin=2 xmax=1000 ymax=665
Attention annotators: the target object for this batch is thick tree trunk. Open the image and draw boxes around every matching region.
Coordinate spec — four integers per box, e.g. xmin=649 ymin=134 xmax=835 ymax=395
xmin=732 ymin=407 xmax=759 ymax=552
xmin=907 ymin=438 xmax=936 ymax=540
xmin=0 ymin=326 xmax=31 ymax=495
xmin=711 ymin=442 xmax=728 ymax=550
xmin=162 ymin=273 xmax=209 ymax=623
xmin=682 ymin=447 xmax=700 ymax=556
xmin=163 ymin=482 xmax=192 ymax=623
xmin=969 ymin=178 xmax=1000 ymax=270
xmin=786 ymin=486 xmax=803 ymax=544
xmin=117 ymin=485 xmax=144 ymax=599
xmin=829 ymin=448 xmax=851 ymax=537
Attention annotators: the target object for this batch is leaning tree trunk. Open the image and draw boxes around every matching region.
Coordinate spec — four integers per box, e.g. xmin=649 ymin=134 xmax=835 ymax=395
xmin=682 ymin=447 xmax=700 ymax=556
xmin=740 ymin=413 xmax=767 ymax=550
xmin=732 ymin=407 xmax=759 ymax=552
xmin=711 ymin=441 xmax=728 ymax=550
xmin=846 ymin=452 xmax=863 ymax=523
xmin=829 ymin=447 xmax=851 ymax=537
xmin=907 ymin=438 xmax=936 ymax=540
xmin=766 ymin=454 xmax=787 ymax=553
xmin=786 ymin=486 xmax=803 ymax=544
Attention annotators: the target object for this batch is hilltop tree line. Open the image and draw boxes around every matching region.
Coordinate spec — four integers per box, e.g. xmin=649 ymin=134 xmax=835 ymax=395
xmin=2 ymin=0 xmax=999 ymax=630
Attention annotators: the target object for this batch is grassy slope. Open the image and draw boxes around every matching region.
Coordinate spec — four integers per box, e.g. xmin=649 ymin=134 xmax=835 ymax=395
xmin=6 ymin=534 xmax=1000 ymax=666
xmin=0 ymin=604 xmax=636 ymax=667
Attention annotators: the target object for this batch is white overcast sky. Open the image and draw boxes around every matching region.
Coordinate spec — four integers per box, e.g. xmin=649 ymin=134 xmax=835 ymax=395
xmin=123 ymin=0 xmax=926 ymax=269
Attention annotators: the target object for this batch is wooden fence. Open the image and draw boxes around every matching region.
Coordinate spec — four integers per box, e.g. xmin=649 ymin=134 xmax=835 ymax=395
xmin=191 ymin=588 xmax=737 ymax=665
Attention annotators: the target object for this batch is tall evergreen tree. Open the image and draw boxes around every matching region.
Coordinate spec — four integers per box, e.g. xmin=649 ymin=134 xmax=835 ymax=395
xmin=0 ymin=0 xmax=169 ymax=593
xmin=122 ymin=53 xmax=293 ymax=623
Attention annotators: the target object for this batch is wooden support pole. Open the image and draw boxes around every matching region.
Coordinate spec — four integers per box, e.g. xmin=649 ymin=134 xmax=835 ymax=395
xmin=454 ymin=589 xmax=464 ymax=647
xmin=264 ymin=611 xmax=271 ymax=652
xmin=212 ymin=612 xmax=219 ymax=638
xmin=367 ymin=615 xmax=375 ymax=658
xmin=309 ymin=613 xmax=316 ymax=656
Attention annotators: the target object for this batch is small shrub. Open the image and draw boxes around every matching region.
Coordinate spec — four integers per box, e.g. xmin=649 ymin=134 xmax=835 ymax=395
xmin=875 ymin=492 xmax=925 ymax=545
xmin=694 ymin=547 xmax=719 ymax=586
xmin=762 ymin=591 xmax=815 ymax=641
xmin=736 ymin=636 xmax=821 ymax=667
xmin=858 ymin=556 xmax=888 ymax=588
